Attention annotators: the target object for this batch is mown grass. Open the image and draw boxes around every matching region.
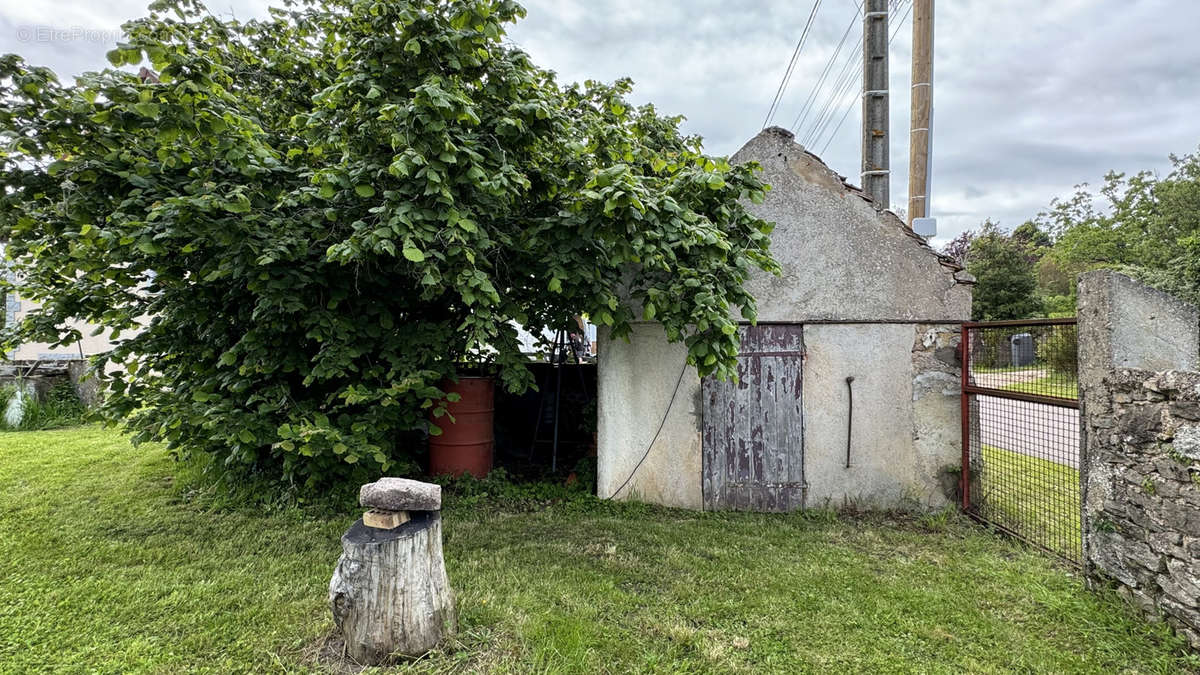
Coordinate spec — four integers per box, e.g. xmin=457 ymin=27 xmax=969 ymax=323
xmin=1000 ymin=374 xmax=1079 ymax=400
xmin=0 ymin=428 xmax=1196 ymax=673
xmin=978 ymin=445 xmax=1082 ymax=562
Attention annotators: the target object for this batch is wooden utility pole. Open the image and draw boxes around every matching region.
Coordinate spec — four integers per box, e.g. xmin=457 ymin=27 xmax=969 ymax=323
xmin=907 ymin=0 xmax=934 ymax=226
xmin=861 ymin=0 xmax=889 ymax=209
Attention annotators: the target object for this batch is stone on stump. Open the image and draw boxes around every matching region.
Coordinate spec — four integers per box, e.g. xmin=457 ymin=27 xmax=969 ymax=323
xmin=329 ymin=479 xmax=454 ymax=664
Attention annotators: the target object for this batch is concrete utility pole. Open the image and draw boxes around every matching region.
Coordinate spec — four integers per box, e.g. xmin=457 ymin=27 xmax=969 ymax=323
xmin=861 ymin=0 xmax=889 ymax=209
xmin=907 ymin=0 xmax=934 ymax=226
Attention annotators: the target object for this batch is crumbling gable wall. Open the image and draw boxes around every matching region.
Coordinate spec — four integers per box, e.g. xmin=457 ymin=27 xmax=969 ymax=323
xmin=597 ymin=128 xmax=972 ymax=511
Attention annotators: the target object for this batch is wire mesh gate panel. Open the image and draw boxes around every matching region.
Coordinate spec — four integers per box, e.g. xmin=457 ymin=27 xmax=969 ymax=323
xmin=702 ymin=324 xmax=805 ymax=512
xmin=961 ymin=319 xmax=1081 ymax=564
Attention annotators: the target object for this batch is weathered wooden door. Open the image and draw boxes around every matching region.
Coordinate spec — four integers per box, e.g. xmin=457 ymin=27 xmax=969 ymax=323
xmin=702 ymin=324 xmax=806 ymax=511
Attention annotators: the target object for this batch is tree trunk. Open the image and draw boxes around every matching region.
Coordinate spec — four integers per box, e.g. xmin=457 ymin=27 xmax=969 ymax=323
xmin=329 ymin=512 xmax=455 ymax=664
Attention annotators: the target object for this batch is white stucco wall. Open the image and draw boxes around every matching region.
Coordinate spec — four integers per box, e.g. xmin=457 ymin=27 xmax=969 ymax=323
xmin=801 ymin=323 xmax=918 ymax=507
xmin=597 ymin=322 xmax=703 ymax=509
xmin=597 ymin=127 xmax=971 ymax=512
xmin=733 ymin=130 xmax=970 ymax=324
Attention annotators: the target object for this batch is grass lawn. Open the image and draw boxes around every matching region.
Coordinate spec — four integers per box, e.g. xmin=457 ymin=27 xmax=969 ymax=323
xmin=978 ymin=445 xmax=1082 ymax=563
xmin=1 ymin=428 xmax=1196 ymax=673
xmin=1000 ymin=374 xmax=1079 ymax=400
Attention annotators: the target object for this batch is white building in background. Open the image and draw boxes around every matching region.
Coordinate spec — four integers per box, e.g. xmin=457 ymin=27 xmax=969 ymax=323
xmin=1 ymin=255 xmax=118 ymax=362
xmin=2 ymin=290 xmax=118 ymax=361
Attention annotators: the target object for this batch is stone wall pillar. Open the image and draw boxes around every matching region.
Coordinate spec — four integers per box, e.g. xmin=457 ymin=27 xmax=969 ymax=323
xmin=1077 ymin=270 xmax=1200 ymax=649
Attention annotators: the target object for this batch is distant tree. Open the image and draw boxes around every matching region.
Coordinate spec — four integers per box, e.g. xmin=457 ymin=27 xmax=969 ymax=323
xmin=1011 ymin=220 xmax=1052 ymax=258
xmin=939 ymin=229 xmax=974 ymax=267
xmin=1037 ymin=149 xmax=1200 ymax=307
xmin=965 ymin=221 xmax=1043 ymax=320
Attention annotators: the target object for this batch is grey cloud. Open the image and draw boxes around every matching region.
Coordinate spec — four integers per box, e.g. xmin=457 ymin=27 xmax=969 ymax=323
xmin=3 ymin=0 xmax=1197 ymax=247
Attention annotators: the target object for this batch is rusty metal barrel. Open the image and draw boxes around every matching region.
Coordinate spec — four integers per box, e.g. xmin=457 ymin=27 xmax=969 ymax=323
xmin=428 ymin=377 xmax=494 ymax=478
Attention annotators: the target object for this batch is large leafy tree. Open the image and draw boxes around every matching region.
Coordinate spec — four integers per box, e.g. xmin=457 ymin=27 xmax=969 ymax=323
xmin=1037 ymin=150 xmax=1200 ymax=308
xmin=963 ymin=221 xmax=1043 ymax=320
xmin=0 ymin=0 xmax=778 ymax=487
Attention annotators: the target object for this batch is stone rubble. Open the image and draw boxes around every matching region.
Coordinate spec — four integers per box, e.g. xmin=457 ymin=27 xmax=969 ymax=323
xmin=359 ymin=477 xmax=442 ymax=512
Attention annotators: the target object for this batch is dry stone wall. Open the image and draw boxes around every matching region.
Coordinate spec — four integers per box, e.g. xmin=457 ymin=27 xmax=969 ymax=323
xmin=1079 ymin=270 xmax=1200 ymax=649
xmin=1083 ymin=369 xmax=1200 ymax=648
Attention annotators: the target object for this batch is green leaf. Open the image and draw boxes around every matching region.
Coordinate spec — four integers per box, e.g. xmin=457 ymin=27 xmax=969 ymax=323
xmin=223 ymin=194 xmax=251 ymax=213
xmin=237 ymin=428 xmax=256 ymax=444
xmin=402 ymin=242 xmax=425 ymax=262
xmin=136 ymin=240 xmax=164 ymax=255
xmin=404 ymin=38 xmax=421 ymax=55
xmin=133 ymin=102 xmax=160 ymax=120
xmin=355 ymin=185 xmax=376 ymax=198
xmin=548 ymin=277 xmax=562 ymax=293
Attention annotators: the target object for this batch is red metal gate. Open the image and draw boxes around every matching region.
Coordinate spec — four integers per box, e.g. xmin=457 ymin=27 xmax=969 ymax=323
xmin=960 ymin=319 xmax=1081 ymax=564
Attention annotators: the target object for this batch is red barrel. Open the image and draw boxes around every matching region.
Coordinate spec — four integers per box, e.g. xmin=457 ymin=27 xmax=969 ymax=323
xmin=428 ymin=376 xmax=494 ymax=478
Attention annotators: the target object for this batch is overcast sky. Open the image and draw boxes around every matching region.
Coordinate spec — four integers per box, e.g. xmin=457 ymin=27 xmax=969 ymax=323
xmin=3 ymin=0 xmax=1197 ymax=245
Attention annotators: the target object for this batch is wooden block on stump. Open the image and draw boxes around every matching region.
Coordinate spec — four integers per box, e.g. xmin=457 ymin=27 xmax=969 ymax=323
xmin=363 ymin=508 xmax=410 ymax=530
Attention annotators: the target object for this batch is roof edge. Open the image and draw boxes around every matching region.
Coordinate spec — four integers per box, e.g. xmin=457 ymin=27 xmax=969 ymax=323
xmin=739 ymin=127 xmax=964 ymax=274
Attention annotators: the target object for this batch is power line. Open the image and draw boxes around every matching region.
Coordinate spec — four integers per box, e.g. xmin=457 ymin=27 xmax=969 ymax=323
xmin=815 ymin=0 xmax=913 ymax=154
xmin=790 ymin=7 xmax=861 ymax=134
xmin=762 ymin=0 xmax=824 ymax=129
xmin=801 ymin=31 xmax=863 ymax=146
xmin=806 ymin=37 xmax=865 ymax=147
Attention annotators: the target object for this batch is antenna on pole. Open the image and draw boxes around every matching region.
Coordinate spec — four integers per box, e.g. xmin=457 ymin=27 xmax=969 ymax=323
xmin=908 ymin=0 xmax=935 ymax=236
xmin=861 ymin=0 xmax=889 ymax=209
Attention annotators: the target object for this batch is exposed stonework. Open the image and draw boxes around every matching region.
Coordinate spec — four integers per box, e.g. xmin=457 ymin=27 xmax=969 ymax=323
xmin=1079 ymin=270 xmax=1200 ymax=650
xmin=1082 ymin=369 xmax=1200 ymax=649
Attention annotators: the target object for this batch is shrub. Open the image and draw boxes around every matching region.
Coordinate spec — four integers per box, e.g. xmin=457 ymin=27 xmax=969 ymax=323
xmin=0 ymin=0 xmax=777 ymax=490
xmin=1036 ymin=329 xmax=1078 ymax=376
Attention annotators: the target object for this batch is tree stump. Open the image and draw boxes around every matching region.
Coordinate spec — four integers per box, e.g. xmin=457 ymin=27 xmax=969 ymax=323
xmin=329 ymin=480 xmax=455 ymax=664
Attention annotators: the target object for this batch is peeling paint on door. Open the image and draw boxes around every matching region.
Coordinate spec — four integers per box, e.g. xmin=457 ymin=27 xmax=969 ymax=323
xmin=702 ymin=324 xmax=805 ymax=511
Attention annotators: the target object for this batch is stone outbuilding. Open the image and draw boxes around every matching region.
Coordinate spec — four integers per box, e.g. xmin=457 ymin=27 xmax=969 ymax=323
xmin=596 ymin=127 xmax=973 ymax=511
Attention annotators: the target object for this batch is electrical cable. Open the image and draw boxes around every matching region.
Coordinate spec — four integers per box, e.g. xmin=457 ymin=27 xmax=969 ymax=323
xmin=762 ymin=0 xmax=824 ymax=129
xmin=813 ymin=0 xmax=913 ymax=153
xmin=791 ymin=4 xmax=861 ymax=134
xmin=801 ymin=35 xmax=862 ymax=146
xmin=606 ymin=358 xmax=689 ymax=500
